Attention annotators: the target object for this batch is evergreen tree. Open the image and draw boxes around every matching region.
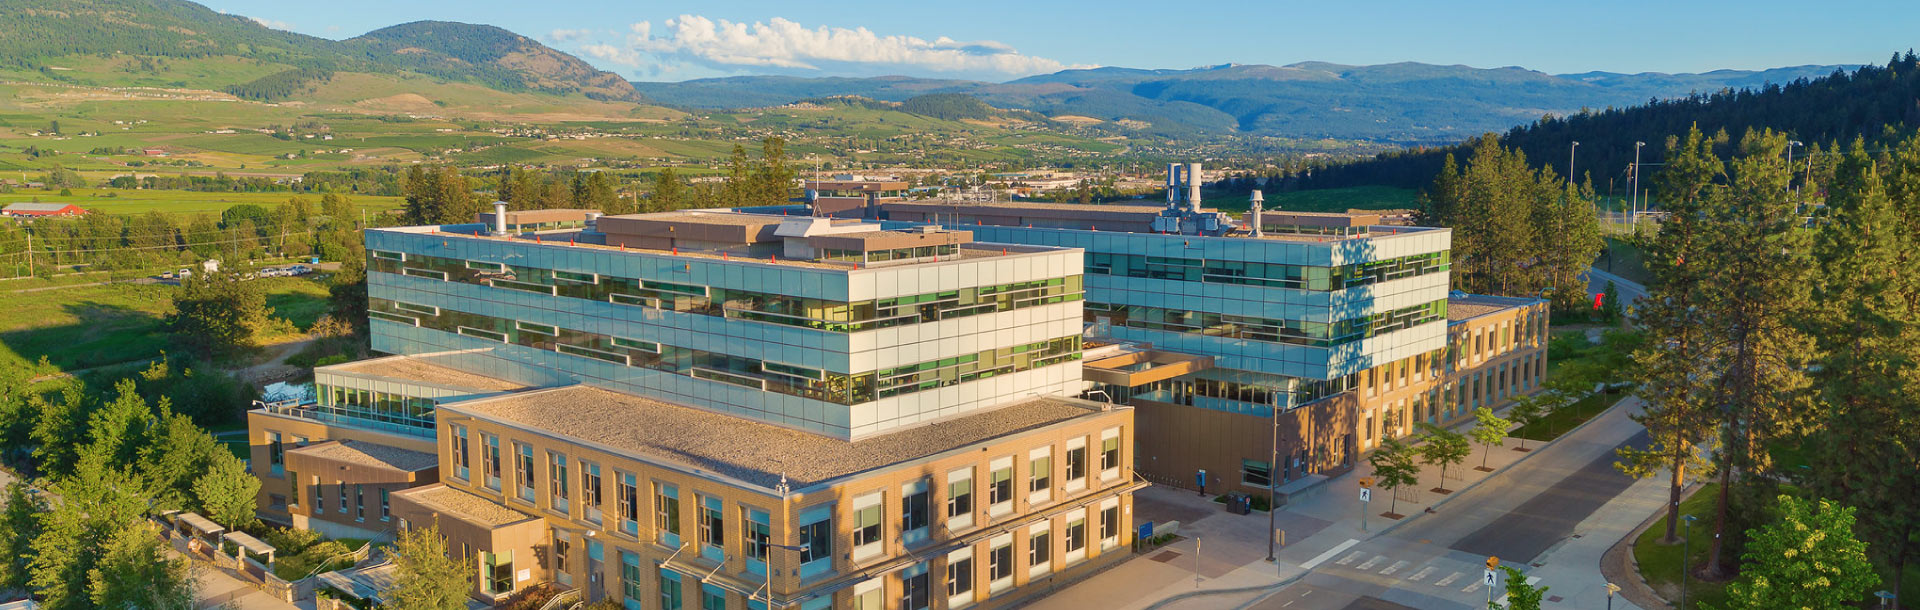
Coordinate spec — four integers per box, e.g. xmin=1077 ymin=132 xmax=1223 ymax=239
xmin=138 ymin=409 xmax=223 ymax=511
xmin=88 ymin=524 xmax=196 ymax=610
xmin=648 ymin=168 xmax=685 ymax=212
xmin=168 ymin=271 xmax=269 ymax=359
xmin=402 ymin=166 xmax=476 ymax=225
xmin=0 ymin=482 xmax=46 ymax=592
xmin=1616 ymin=125 xmax=1723 ymax=545
xmin=193 ymin=451 xmax=259 ymax=530
xmin=1710 ymin=496 xmax=1877 ymax=610
xmin=750 ymin=137 xmax=797 ymax=207
xmin=384 ymin=520 xmax=473 ymax=610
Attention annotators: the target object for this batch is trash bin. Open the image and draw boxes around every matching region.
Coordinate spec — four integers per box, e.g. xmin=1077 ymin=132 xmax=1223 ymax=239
xmin=1224 ymin=493 xmax=1251 ymax=515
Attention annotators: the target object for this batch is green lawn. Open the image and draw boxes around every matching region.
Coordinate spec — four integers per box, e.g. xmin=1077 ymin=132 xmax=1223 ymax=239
xmin=1635 ymin=484 xmax=1730 ymax=610
xmin=1597 ymin=236 xmax=1652 ymax=287
xmin=0 ymin=275 xmax=333 ymax=372
xmin=1510 ymin=388 xmax=1624 ymax=442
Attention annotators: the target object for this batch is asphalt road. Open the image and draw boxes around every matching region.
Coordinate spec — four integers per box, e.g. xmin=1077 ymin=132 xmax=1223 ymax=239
xmin=1586 ymin=267 xmax=1649 ymax=307
xmin=1449 ymin=429 xmax=1650 ymax=562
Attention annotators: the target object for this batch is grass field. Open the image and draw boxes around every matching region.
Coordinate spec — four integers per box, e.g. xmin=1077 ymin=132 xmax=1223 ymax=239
xmin=1596 ymin=237 xmax=1652 ymax=286
xmin=0 ymin=276 xmax=332 ymax=372
xmin=1510 ymin=388 xmax=1625 ymax=442
xmin=1202 ymin=186 xmax=1420 ymax=214
xmin=0 ymin=188 xmax=404 ymax=216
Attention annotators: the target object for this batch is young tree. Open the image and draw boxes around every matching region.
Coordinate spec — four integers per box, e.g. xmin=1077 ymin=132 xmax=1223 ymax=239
xmin=88 ymin=524 xmax=196 ymax=610
xmin=1469 ymin=407 xmax=1510 ymax=471
xmin=0 ymin=482 xmax=47 ymax=591
xmin=193 ymin=451 xmax=260 ymax=530
xmin=168 ymin=271 xmax=269 ymax=359
xmin=1504 ymin=393 xmax=1548 ymax=451
xmin=1615 ymin=126 xmax=1722 ymax=545
xmin=384 ymin=520 xmax=472 ymax=610
xmin=1710 ymin=496 xmax=1877 ymax=610
xmin=1496 ymin=566 xmax=1547 ymax=610
xmin=1415 ymin=422 xmax=1470 ymax=493
xmin=1367 ymin=437 xmax=1420 ymax=517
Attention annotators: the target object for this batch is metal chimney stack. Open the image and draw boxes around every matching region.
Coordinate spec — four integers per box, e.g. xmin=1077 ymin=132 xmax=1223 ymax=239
xmin=1249 ymin=190 xmax=1264 ymax=237
xmin=491 ymin=201 xmax=509 ymax=236
xmin=1186 ymin=162 xmax=1203 ymax=211
xmin=1165 ymin=163 xmax=1183 ymax=208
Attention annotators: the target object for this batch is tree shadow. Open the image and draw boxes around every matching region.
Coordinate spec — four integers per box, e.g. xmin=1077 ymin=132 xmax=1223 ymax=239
xmin=0 ymin=300 xmax=169 ymax=374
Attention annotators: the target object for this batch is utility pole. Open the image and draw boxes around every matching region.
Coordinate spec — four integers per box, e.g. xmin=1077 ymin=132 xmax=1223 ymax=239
xmin=1632 ymin=141 xmax=1645 ymax=226
xmin=1786 ymin=140 xmax=1803 ymax=201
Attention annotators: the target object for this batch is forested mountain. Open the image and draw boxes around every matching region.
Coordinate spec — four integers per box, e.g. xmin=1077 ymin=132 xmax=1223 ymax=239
xmin=633 ymin=62 xmax=1848 ymax=143
xmin=0 ymin=0 xmax=643 ymax=102
xmin=1295 ymin=53 xmax=1920 ymax=194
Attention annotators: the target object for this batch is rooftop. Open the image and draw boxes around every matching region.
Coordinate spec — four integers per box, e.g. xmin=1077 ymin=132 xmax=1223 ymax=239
xmin=287 ymin=439 xmax=438 ymax=472
xmin=441 ymin=385 xmax=1111 ymax=489
xmin=394 ymin=484 xmax=536 ymax=527
xmin=322 ymin=355 xmax=532 ymax=393
xmin=1447 ymin=293 xmax=1544 ymax=322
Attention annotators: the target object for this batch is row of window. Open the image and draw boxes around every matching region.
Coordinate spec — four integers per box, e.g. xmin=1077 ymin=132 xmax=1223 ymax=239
xmin=370 ymin=298 xmax=1082 ymax=405
xmin=280 ymin=475 xmax=392 ymax=524
xmin=1084 ymin=250 xmax=1449 ymax=292
xmin=818 ymin=243 xmax=962 ymax=264
xmin=371 ymin=249 xmax=1082 ymax=332
xmin=446 ymin=423 xmax=1125 ymax=585
xmin=312 ymin=384 xmax=440 ymax=430
xmin=1361 ymin=351 xmax=1545 ymax=447
xmin=1088 ymin=299 xmax=1448 ymax=348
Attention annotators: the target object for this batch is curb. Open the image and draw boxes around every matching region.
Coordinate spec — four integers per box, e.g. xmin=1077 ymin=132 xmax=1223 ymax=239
xmin=1601 ymin=481 xmax=1706 ymax=610
xmin=1141 ymin=394 xmax=1640 ymax=609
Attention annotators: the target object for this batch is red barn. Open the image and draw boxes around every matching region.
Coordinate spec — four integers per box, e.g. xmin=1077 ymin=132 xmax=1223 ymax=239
xmin=2 ymin=202 xmax=87 ymax=218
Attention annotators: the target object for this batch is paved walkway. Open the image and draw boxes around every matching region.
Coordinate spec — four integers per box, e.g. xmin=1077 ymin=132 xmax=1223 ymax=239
xmin=1032 ymin=396 xmax=1664 ymax=610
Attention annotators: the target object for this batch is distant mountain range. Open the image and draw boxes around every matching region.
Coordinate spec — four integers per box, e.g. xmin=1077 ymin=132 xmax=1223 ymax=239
xmin=634 ymin=62 xmax=1853 ymax=143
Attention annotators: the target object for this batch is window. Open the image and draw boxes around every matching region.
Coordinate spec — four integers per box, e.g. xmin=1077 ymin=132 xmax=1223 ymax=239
xmin=853 ymin=581 xmax=883 ymax=610
xmin=485 ymin=551 xmax=513 ymax=595
xmin=1029 ymin=447 xmax=1053 ymax=505
xmin=337 ymin=480 xmax=347 ymax=514
xmin=621 ymin=552 xmax=644 ymax=610
xmin=1065 ymin=516 xmax=1087 ymax=562
xmin=1100 ymin=503 xmax=1120 ymax=545
xmin=483 ymin=434 xmax=501 ymax=490
xmin=797 ymin=507 xmax=833 ymax=577
xmin=314 ymin=476 xmax=324 ymax=512
xmin=698 ymin=495 xmax=724 ymax=561
xmin=354 ymin=484 xmax=365 ymax=521
xmin=549 ymin=452 xmax=570 ymax=513
xmin=901 ymin=565 xmax=931 ymax=610
xmin=745 ymin=508 xmax=771 ymax=571
xmin=655 ymin=483 xmax=682 ymax=546
xmin=266 ymin=431 xmax=284 ymax=477
xmin=1064 ymin=442 xmax=1087 ymax=488
xmin=618 ymin=473 xmax=640 ymax=537
xmin=1242 ymin=459 xmax=1272 ymax=488
xmin=659 ymin=572 xmax=684 ymax=610
xmin=988 ymin=536 xmax=1014 ymax=591
xmin=516 ymin=320 xmax=557 ymax=336
xmin=554 ymin=533 xmax=571 ymax=584
xmin=380 ymin=489 xmax=391 ymax=521
xmin=515 ymin=443 xmax=536 ymax=502
xmin=451 ymin=425 xmax=470 ymax=480
xmin=581 ymin=460 xmax=603 ymax=524
xmin=902 ymin=480 xmax=930 ymax=544
xmin=1029 ymin=527 xmax=1052 ymax=574
xmin=1100 ymin=429 xmax=1121 ymax=478
xmin=946 ymin=468 xmax=974 ymax=530
xmin=988 ymin=458 xmax=1013 ymax=516
xmin=700 ymin=585 xmax=726 ymax=610
xmin=287 ymin=470 xmax=299 ymax=507
xmin=852 ymin=492 xmax=883 ymax=560
xmin=946 ymin=550 xmax=974 ymax=602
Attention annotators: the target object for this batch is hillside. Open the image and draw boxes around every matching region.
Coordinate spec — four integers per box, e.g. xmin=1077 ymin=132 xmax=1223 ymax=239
xmin=634 ymin=61 xmax=1850 ymax=143
xmin=0 ymin=0 xmax=641 ymax=103
xmin=1297 ymin=54 xmax=1920 ymax=192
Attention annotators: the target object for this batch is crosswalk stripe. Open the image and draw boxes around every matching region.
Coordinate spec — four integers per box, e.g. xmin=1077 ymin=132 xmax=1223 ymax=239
xmin=1380 ymin=560 xmax=1410 ymax=575
xmin=1434 ymin=572 xmax=1462 ymax=587
xmin=1333 ymin=551 xmax=1365 ymax=566
xmin=1303 ymin=539 xmax=1364 ymax=570
xmin=1355 ymin=555 xmax=1386 ymax=570
xmin=1407 ymin=567 xmax=1436 ymax=582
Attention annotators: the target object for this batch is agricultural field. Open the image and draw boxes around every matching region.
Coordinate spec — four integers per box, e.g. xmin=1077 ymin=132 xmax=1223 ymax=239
xmin=0 ymin=188 xmax=404 ymax=216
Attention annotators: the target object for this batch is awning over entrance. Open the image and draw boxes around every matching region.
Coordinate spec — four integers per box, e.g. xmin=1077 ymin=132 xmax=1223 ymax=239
xmin=1083 ymin=347 xmax=1214 ymax=388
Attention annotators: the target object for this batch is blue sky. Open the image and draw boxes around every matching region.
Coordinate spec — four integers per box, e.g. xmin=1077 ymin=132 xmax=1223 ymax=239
xmin=198 ymin=0 xmax=1919 ymax=82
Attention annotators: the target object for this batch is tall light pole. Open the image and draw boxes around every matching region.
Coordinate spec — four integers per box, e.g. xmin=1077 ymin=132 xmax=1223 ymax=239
xmin=1606 ymin=582 xmax=1620 ymax=610
xmin=1632 ymin=141 xmax=1646 ymax=225
xmin=1786 ymin=141 xmax=1803 ymax=201
xmin=1568 ymin=141 xmax=1580 ymax=185
xmin=1266 ymin=387 xmax=1310 ymax=564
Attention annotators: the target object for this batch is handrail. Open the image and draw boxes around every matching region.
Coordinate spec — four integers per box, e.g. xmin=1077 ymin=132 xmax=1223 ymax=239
xmin=537 ymin=588 xmax=581 ymax=610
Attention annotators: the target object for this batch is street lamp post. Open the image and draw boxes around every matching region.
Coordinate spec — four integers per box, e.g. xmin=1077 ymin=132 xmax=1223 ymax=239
xmin=1874 ymin=590 xmax=1896 ymax=609
xmin=1681 ymin=514 xmax=1698 ymax=610
xmin=1568 ymin=141 xmax=1580 ymax=184
xmin=1787 ymin=141 xmax=1804 ymax=201
xmin=1267 ymin=387 xmax=1311 ymax=564
xmin=1606 ymin=582 xmax=1620 ymax=610
xmin=1632 ymin=141 xmax=1646 ymax=226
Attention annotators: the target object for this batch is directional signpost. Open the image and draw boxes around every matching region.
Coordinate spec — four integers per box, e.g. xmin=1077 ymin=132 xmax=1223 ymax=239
xmin=1359 ymin=477 xmax=1374 ymax=532
xmin=1485 ymin=557 xmax=1500 ymax=607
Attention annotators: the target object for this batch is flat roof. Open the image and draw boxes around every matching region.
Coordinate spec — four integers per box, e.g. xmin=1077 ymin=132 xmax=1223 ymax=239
xmin=441 ymin=385 xmax=1110 ymax=489
xmin=602 ymin=210 xmax=788 ymax=228
xmin=395 ymin=484 xmax=536 ymax=527
xmin=288 ymin=439 xmax=438 ymax=472
xmin=323 ymin=355 xmax=531 ymax=393
xmin=1447 ymin=293 xmax=1543 ymax=322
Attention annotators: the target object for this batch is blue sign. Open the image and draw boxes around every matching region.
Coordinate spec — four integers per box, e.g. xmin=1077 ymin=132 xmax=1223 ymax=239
xmin=1139 ymin=521 xmax=1154 ymax=540
xmin=1196 ymin=469 xmax=1208 ymax=489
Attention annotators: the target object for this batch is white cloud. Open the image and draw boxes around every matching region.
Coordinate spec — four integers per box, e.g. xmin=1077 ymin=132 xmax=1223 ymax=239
xmin=249 ymin=16 xmax=295 ymax=31
xmin=602 ymin=16 xmax=1088 ymax=77
xmin=548 ymin=28 xmax=592 ymax=43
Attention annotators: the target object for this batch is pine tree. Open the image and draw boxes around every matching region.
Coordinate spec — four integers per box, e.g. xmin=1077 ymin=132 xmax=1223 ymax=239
xmin=1616 ymin=125 xmax=1723 ymax=545
xmin=649 ymin=168 xmax=685 ymax=212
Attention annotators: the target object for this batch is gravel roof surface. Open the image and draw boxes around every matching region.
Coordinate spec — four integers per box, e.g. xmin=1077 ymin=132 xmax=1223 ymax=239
xmin=443 ymin=386 xmax=1103 ymax=488
xmin=1447 ymin=294 xmax=1539 ymax=321
xmin=892 ymin=201 xmax=1167 ymax=214
xmin=397 ymin=485 xmax=535 ymax=527
xmin=328 ymin=356 xmax=530 ymax=392
xmin=288 ymin=439 xmax=438 ymax=472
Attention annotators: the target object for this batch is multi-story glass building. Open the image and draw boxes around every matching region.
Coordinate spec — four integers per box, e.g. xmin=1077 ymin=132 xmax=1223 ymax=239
xmin=880 ymin=176 xmax=1547 ymax=497
xmin=248 ymin=210 xmax=1141 ymax=608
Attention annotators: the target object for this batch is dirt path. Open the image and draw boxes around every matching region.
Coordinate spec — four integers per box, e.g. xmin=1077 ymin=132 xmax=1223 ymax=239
xmin=234 ymin=337 xmax=318 ymax=386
